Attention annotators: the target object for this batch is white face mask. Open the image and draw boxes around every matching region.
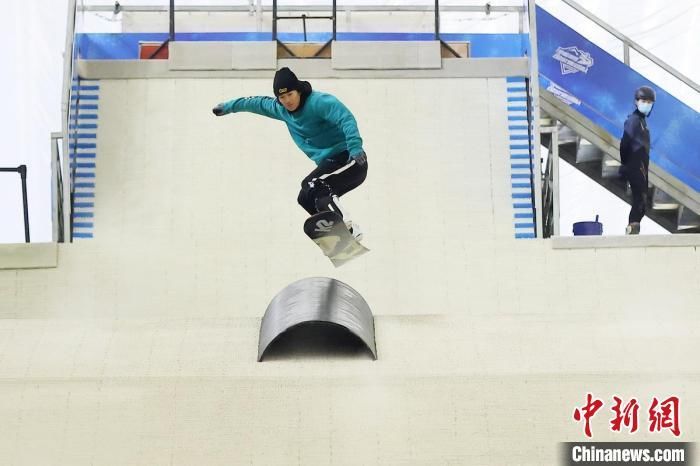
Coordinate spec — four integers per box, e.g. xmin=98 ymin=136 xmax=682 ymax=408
xmin=636 ymin=100 xmax=653 ymax=115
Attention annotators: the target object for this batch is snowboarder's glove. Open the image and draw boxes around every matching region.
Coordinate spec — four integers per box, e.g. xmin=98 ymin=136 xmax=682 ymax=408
xmin=351 ymin=152 xmax=367 ymax=166
xmin=212 ymin=104 xmax=226 ymax=116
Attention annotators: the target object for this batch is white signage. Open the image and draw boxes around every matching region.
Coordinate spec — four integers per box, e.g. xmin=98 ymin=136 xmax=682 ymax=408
xmin=553 ymin=46 xmax=594 ymax=75
xmin=547 ymin=82 xmax=581 ymax=107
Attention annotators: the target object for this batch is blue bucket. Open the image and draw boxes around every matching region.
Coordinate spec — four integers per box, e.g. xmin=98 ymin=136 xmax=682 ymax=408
xmin=573 ymin=215 xmax=603 ymax=236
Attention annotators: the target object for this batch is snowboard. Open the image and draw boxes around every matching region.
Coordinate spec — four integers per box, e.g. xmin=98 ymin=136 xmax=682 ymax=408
xmin=303 ymin=211 xmax=369 ymax=267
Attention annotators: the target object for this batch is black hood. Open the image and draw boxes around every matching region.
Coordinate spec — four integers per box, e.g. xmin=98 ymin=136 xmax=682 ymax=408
xmin=295 ymin=80 xmax=313 ymax=112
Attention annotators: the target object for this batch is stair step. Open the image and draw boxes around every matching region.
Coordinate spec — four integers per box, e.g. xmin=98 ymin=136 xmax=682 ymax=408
xmin=600 ymin=154 xmax=621 ymax=178
xmin=557 ymin=125 xmax=579 ymax=144
xmin=576 ymin=141 xmax=603 ymax=163
xmin=677 ymin=206 xmax=700 ymax=230
xmin=652 ymin=188 xmax=680 ymax=211
xmin=540 ymin=116 xmax=555 ymax=127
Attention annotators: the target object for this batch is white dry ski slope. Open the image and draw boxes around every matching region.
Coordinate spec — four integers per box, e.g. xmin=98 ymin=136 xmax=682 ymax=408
xmin=0 ymin=74 xmax=698 ymax=465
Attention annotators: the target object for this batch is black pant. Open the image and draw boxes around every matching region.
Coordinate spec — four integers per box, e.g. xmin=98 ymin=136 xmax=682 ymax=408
xmin=624 ymin=160 xmax=649 ymax=224
xmin=297 ymin=152 xmax=368 ymax=216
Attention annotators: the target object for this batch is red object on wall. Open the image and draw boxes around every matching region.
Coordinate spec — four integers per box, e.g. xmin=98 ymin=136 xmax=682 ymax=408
xmin=139 ymin=42 xmax=169 ymax=59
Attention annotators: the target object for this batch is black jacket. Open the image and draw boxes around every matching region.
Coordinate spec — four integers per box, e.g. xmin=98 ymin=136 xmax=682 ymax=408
xmin=620 ymin=109 xmax=650 ymax=166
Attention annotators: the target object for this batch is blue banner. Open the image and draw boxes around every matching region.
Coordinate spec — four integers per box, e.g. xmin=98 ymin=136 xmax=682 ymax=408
xmin=537 ymin=6 xmax=700 ymax=192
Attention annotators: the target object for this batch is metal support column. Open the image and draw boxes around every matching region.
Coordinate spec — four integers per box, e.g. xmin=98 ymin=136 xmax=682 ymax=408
xmin=552 ymin=127 xmax=560 ymax=236
xmin=527 ymin=0 xmax=543 ymax=238
xmin=50 ymin=132 xmax=65 ymax=243
xmin=61 ymin=0 xmax=77 ymax=242
xmin=272 ymin=0 xmax=277 ymax=40
xmin=332 ymin=0 xmax=336 ymax=40
xmin=434 ymin=0 xmax=440 ymax=40
xmin=18 ymin=166 xmax=29 ymax=243
xmin=169 ymin=0 xmax=175 ymax=41
xmin=539 ymin=124 xmax=560 ymax=237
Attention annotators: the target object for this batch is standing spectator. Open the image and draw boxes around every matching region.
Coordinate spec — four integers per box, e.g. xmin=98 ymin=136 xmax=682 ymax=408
xmin=620 ymin=86 xmax=655 ymax=235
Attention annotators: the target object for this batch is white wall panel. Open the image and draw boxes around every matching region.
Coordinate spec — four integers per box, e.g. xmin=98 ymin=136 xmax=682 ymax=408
xmin=1 ymin=74 xmax=699 ymax=465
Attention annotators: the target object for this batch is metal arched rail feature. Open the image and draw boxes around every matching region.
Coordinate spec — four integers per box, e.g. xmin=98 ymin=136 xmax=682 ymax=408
xmin=258 ymin=277 xmax=377 ymax=361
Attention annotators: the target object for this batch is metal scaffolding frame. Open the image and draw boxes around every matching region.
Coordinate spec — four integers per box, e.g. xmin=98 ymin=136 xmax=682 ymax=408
xmin=61 ymin=1 xmax=537 ymax=240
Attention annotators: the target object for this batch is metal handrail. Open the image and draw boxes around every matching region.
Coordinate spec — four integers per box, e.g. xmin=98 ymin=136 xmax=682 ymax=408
xmin=62 ymin=0 xmax=77 ymax=242
xmin=77 ymin=4 xmax=525 ymax=13
xmin=560 ymin=0 xmax=700 ymax=94
xmin=0 ymin=166 xmax=30 ymax=243
xmin=51 ymin=133 xmax=65 ymax=243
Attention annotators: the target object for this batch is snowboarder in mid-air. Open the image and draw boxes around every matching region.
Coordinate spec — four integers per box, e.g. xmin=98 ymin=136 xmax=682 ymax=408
xmin=212 ymin=67 xmax=368 ymax=247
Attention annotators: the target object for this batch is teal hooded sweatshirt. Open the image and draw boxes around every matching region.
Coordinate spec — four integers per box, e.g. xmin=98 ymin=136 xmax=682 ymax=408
xmin=218 ymin=91 xmax=364 ymax=166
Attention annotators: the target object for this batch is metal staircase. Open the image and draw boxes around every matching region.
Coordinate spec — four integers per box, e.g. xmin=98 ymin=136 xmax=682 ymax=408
xmin=536 ymin=1 xmax=700 ymax=236
xmin=540 ymin=89 xmax=700 ymax=234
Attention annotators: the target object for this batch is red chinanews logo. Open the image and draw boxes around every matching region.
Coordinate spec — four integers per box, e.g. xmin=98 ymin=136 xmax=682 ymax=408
xmin=573 ymin=393 xmax=681 ymax=438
